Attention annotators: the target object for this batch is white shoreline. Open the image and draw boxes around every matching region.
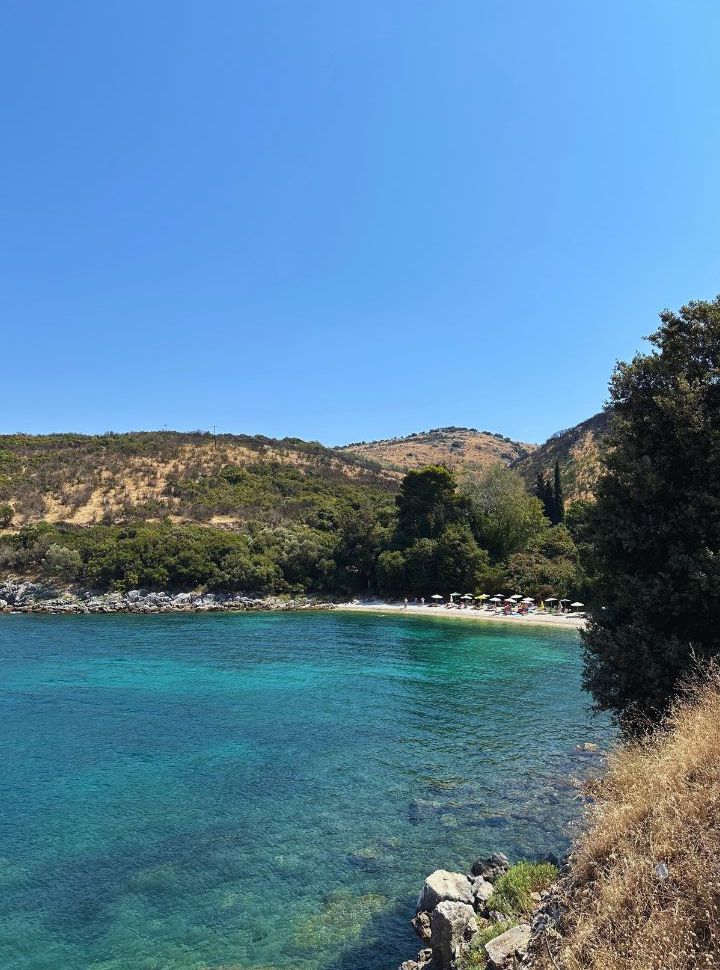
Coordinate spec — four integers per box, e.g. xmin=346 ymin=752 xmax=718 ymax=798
xmin=336 ymin=600 xmax=587 ymax=630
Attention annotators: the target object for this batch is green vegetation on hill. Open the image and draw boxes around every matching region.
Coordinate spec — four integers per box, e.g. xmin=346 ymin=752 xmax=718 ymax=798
xmin=0 ymin=442 xmax=588 ymax=598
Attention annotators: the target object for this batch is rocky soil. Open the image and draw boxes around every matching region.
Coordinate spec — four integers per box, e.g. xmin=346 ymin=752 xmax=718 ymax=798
xmin=402 ymin=853 xmax=562 ymax=970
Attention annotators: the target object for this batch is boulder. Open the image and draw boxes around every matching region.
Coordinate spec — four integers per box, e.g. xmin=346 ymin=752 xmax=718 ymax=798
xmin=417 ymin=870 xmax=474 ymax=912
xmin=411 ymin=910 xmax=432 ymax=943
xmin=430 ymin=901 xmax=478 ymax=970
xmin=471 ymin=875 xmax=494 ymax=906
xmin=470 ymin=852 xmax=510 ymax=883
xmin=399 ymin=948 xmax=433 ymax=970
xmin=484 ymin=923 xmax=531 ymax=969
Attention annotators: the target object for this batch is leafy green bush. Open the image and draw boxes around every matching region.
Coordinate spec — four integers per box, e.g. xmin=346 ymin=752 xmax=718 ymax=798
xmin=487 ymin=861 xmax=558 ymax=917
xmin=456 ymin=921 xmax=516 ymax=969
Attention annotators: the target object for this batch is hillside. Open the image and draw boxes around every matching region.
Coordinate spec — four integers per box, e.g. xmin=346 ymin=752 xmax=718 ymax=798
xmin=0 ymin=431 xmax=397 ymax=529
xmin=512 ymin=411 xmax=611 ymax=503
xmin=338 ymin=427 xmax=536 ymax=474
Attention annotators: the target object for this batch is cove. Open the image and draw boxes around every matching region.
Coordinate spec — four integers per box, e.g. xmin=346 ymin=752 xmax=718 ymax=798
xmin=0 ymin=611 xmax=611 ymax=970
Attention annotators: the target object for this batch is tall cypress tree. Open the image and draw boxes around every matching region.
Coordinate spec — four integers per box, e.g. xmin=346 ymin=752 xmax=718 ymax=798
xmin=553 ymin=459 xmax=564 ymax=524
xmin=535 ymin=472 xmax=555 ymax=522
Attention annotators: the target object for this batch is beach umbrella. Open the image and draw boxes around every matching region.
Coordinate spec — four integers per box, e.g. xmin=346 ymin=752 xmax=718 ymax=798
xmin=521 ymin=597 xmax=534 ymax=604
xmin=545 ymin=597 xmax=558 ymax=603
xmin=571 ymin=602 xmax=585 ymax=609
xmin=461 ymin=594 xmax=473 ymax=601
xmin=489 ymin=596 xmax=501 ymax=603
xmin=509 ymin=594 xmax=522 ymax=601
xmin=560 ymin=598 xmax=570 ymax=603
xmin=475 ymin=594 xmax=489 ymax=600
xmin=430 ymin=594 xmax=443 ymax=600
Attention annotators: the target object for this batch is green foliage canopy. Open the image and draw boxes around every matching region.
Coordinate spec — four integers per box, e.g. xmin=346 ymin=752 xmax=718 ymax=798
xmin=582 ymin=297 xmax=720 ymax=729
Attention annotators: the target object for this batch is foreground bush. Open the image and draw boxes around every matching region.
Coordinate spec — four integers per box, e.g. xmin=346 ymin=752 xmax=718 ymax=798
xmin=535 ymin=673 xmax=720 ymax=969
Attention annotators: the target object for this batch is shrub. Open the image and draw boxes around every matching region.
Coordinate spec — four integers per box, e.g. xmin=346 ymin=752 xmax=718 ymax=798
xmin=457 ymin=921 xmax=517 ymax=969
xmin=488 ymin=861 xmax=558 ymax=918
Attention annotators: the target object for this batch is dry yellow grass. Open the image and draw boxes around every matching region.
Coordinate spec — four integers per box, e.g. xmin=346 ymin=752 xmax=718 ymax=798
xmin=536 ymin=674 xmax=720 ymax=969
xmin=340 ymin=428 xmax=534 ymax=474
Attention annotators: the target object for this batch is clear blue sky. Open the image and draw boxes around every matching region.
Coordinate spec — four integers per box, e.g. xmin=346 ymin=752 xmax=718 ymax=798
xmin=2 ymin=2 xmax=719 ymax=446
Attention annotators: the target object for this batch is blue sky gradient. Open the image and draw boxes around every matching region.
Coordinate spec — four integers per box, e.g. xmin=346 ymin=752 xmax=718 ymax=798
xmin=2 ymin=1 xmax=719 ymax=445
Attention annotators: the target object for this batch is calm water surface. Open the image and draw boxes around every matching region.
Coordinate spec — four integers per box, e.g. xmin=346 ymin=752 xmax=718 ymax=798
xmin=0 ymin=611 xmax=610 ymax=970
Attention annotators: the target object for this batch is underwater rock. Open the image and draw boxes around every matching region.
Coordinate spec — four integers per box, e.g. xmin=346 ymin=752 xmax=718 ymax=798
xmin=408 ymin=799 xmax=443 ymax=824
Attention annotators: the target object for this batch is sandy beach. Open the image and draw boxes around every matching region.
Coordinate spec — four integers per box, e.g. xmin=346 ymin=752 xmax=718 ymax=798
xmin=337 ymin=599 xmax=587 ymax=630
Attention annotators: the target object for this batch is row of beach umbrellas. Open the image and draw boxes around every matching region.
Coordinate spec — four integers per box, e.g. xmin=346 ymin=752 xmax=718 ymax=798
xmin=429 ymin=592 xmax=585 ymax=610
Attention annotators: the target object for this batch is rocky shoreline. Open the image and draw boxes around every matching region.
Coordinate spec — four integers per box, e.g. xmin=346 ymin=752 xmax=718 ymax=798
xmin=402 ymin=853 xmax=562 ymax=970
xmin=0 ymin=579 xmax=335 ymax=615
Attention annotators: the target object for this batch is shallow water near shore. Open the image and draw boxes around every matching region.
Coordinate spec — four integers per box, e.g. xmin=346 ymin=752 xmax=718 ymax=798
xmin=0 ymin=611 xmax=611 ymax=970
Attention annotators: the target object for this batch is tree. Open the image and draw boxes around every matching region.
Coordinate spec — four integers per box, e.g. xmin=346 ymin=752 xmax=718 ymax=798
xmin=0 ymin=503 xmax=13 ymax=528
xmin=553 ymin=460 xmax=565 ymax=524
xmin=42 ymin=543 xmax=82 ymax=582
xmin=435 ymin=522 xmax=490 ymax=592
xmin=534 ymin=473 xmax=555 ymax=522
xmin=395 ymin=466 xmax=460 ymax=543
xmin=582 ymin=297 xmax=720 ymax=730
xmin=507 ymin=525 xmax=580 ymax=599
xmin=461 ymin=465 xmax=546 ymax=561
xmin=375 ymin=549 xmax=406 ymax=592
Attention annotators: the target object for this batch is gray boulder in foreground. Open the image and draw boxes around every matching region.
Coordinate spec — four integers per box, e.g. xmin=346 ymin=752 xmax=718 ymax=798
xmin=484 ymin=923 xmax=531 ymax=969
xmin=430 ymin=900 xmax=478 ymax=970
xmin=416 ymin=869 xmax=474 ymax=912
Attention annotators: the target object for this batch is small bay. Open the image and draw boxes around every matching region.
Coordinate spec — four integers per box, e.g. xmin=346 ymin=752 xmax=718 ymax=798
xmin=0 ymin=611 xmax=610 ymax=970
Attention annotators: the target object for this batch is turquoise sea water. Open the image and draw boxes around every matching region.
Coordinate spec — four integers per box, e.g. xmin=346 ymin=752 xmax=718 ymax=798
xmin=0 ymin=611 xmax=610 ymax=970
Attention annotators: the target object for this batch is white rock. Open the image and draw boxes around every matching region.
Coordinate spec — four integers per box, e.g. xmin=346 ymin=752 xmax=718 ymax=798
xmin=484 ymin=923 xmax=531 ymax=968
xmin=417 ymin=870 xmax=474 ymax=912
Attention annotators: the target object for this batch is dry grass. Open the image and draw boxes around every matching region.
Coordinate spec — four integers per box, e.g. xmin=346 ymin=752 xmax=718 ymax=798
xmin=536 ymin=673 xmax=720 ymax=969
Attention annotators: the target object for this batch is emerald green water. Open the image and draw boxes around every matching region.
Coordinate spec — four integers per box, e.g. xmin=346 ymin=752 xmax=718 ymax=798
xmin=0 ymin=611 xmax=609 ymax=970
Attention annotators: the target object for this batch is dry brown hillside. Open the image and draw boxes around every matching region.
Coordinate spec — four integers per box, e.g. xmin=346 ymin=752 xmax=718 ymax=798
xmin=0 ymin=432 xmax=397 ymax=528
xmin=338 ymin=427 xmax=536 ymax=474
xmin=512 ymin=412 xmax=611 ymax=503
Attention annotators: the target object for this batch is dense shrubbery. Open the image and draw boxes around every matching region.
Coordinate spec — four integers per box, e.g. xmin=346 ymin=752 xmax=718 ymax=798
xmin=0 ymin=431 xmax=591 ymax=598
xmin=375 ymin=465 xmax=583 ymax=599
xmin=0 ymin=460 xmax=586 ymax=598
xmin=0 ymin=514 xmax=393 ymax=595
